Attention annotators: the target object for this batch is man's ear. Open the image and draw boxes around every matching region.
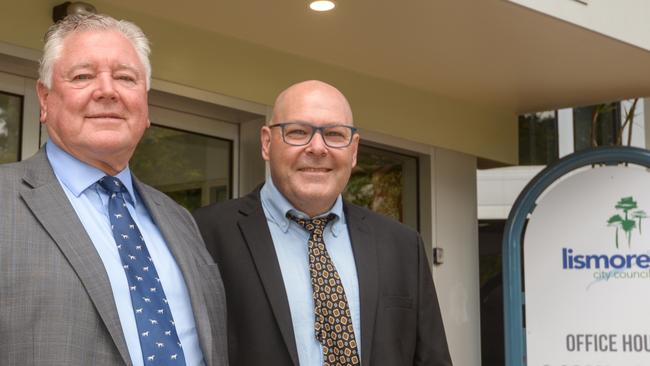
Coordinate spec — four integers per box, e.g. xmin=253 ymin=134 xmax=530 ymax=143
xmin=260 ymin=125 xmax=272 ymax=162
xmin=36 ymin=81 xmax=49 ymax=123
xmin=350 ymin=133 xmax=360 ymax=168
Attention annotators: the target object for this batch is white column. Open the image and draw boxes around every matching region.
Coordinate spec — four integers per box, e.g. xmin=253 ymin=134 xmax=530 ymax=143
xmin=645 ymin=98 xmax=650 ymax=149
xmin=557 ymin=108 xmax=574 ymax=158
xmin=431 ymin=147 xmax=480 ymax=366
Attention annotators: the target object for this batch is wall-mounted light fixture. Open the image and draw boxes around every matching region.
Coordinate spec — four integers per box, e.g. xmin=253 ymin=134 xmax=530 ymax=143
xmin=309 ymin=0 xmax=336 ymax=12
xmin=52 ymin=2 xmax=97 ymax=23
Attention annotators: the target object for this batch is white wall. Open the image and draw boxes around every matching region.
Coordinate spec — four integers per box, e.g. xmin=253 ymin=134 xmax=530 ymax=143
xmin=645 ymin=98 xmax=650 ymax=149
xmin=360 ymin=129 xmax=482 ymax=366
xmin=509 ymin=0 xmax=650 ymax=52
xmin=557 ymin=108 xmax=574 ymax=158
xmin=432 ymin=148 xmax=480 ymax=366
xmin=477 ymin=166 xmax=545 ymax=220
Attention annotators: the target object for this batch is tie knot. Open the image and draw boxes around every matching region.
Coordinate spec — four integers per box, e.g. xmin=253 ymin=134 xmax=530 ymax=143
xmin=98 ymin=176 xmax=126 ymax=194
xmin=287 ymin=212 xmax=337 ymax=233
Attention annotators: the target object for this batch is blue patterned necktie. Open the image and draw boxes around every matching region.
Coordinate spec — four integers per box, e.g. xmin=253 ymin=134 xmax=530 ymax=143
xmin=98 ymin=176 xmax=186 ymax=365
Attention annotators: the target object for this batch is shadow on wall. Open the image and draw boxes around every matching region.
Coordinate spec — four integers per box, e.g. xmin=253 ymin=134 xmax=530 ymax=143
xmin=479 ymin=219 xmax=505 ymax=366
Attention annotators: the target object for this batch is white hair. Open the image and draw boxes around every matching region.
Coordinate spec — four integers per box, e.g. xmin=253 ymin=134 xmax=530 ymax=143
xmin=39 ymin=13 xmax=151 ymax=90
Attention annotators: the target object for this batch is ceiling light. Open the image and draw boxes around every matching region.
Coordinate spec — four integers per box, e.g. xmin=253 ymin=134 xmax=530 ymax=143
xmin=309 ymin=0 xmax=336 ymax=12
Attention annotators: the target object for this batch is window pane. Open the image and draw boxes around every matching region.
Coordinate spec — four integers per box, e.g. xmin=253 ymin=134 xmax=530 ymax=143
xmin=0 ymin=91 xmax=23 ymax=164
xmin=343 ymin=144 xmax=419 ymax=230
xmin=518 ymin=111 xmax=558 ymax=165
xmin=573 ymin=103 xmax=620 ymax=152
xmin=130 ymin=124 xmax=232 ymax=212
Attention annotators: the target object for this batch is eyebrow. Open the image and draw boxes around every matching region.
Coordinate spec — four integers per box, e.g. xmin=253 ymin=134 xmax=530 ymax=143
xmin=114 ymin=63 xmax=141 ymax=76
xmin=285 ymin=120 xmax=354 ymax=127
xmin=65 ymin=62 xmax=94 ymax=74
xmin=64 ymin=63 xmax=141 ymax=77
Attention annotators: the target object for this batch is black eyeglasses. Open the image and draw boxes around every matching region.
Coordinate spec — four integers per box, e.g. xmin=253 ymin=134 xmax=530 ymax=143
xmin=269 ymin=122 xmax=358 ymax=148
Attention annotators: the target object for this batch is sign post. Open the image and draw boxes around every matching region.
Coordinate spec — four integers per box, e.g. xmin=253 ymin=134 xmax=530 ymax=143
xmin=503 ymin=146 xmax=650 ymax=366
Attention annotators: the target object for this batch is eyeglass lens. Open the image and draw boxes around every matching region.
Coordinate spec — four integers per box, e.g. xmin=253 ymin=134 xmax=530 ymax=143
xmin=282 ymin=123 xmax=353 ymax=147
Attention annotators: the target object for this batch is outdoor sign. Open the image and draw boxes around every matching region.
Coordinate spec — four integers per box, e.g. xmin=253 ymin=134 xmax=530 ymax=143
xmin=524 ymin=165 xmax=650 ymax=366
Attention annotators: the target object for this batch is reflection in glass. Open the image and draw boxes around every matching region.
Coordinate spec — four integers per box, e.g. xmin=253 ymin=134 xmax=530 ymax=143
xmin=0 ymin=91 xmax=23 ymax=164
xmin=518 ymin=110 xmax=558 ymax=165
xmin=573 ymin=103 xmax=621 ymax=152
xmin=343 ymin=144 xmax=418 ymax=230
xmin=130 ymin=124 xmax=232 ymax=211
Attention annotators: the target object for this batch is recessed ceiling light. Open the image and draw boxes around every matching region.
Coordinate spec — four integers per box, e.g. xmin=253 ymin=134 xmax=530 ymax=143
xmin=310 ymin=0 xmax=336 ymax=12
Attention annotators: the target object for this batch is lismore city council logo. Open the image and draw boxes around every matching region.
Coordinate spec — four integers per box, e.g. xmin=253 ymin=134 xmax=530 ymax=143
xmin=562 ymin=196 xmax=650 ymax=282
xmin=607 ymin=196 xmax=647 ymax=248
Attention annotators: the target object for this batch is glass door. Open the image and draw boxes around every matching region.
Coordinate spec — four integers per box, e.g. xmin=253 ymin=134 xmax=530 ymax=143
xmin=0 ymin=90 xmax=23 ymax=164
xmin=0 ymin=71 xmax=40 ymax=163
xmin=130 ymin=104 xmax=239 ymax=211
xmin=343 ymin=144 xmax=419 ymax=230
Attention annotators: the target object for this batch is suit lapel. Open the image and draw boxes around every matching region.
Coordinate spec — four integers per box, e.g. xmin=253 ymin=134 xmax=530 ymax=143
xmin=134 ymin=180 xmax=215 ymax=366
xmin=237 ymin=192 xmax=300 ymax=366
xmin=345 ymin=204 xmax=379 ymax=366
xmin=20 ymin=151 xmax=132 ymax=365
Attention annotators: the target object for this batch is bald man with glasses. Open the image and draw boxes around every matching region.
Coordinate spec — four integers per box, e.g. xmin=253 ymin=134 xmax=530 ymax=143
xmin=193 ymin=80 xmax=452 ymax=366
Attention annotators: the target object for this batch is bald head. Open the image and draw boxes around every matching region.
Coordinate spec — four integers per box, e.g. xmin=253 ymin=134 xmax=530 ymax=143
xmin=270 ymin=80 xmax=353 ymax=125
xmin=261 ymin=80 xmax=359 ymax=217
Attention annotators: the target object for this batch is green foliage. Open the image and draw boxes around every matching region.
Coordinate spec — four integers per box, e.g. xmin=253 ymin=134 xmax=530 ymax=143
xmin=343 ymin=149 xmax=404 ymax=221
xmin=608 ymin=197 xmax=644 ymax=248
xmin=607 ymin=214 xmax=623 ymax=248
xmin=632 ymin=210 xmax=648 ymax=234
xmin=615 ymin=196 xmax=637 ymax=212
xmin=0 ymin=93 xmax=23 ymax=164
xmin=607 ymin=214 xmax=623 ymax=225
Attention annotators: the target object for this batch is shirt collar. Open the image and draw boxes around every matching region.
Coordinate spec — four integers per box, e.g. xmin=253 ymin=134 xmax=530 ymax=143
xmin=45 ymin=140 xmax=138 ymax=204
xmin=260 ymin=176 xmax=345 ymax=236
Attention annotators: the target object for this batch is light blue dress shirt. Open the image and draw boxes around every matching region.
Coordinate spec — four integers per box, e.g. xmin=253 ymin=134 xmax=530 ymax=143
xmin=260 ymin=178 xmax=361 ymax=366
xmin=46 ymin=141 xmax=205 ymax=366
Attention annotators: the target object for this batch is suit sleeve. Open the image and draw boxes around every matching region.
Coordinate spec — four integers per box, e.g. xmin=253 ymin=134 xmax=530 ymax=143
xmin=415 ymin=234 xmax=453 ymax=366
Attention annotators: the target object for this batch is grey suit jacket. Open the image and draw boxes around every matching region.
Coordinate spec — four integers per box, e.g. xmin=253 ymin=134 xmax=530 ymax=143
xmin=0 ymin=150 xmax=228 ymax=366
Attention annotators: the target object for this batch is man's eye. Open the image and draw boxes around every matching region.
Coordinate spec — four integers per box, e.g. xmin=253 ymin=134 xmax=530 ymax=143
xmin=116 ymin=75 xmax=136 ymax=82
xmin=72 ymin=74 xmax=93 ymax=81
xmin=325 ymin=131 xmax=345 ymax=138
xmin=286 ymin=128 xmax=309 ymax=136
xmin=325 ymin=128 xmax=350 ymax=139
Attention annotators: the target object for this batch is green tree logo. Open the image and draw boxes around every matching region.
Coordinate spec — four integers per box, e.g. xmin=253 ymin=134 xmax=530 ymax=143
xmin=607 ymin=197 xmax=647 ymax=248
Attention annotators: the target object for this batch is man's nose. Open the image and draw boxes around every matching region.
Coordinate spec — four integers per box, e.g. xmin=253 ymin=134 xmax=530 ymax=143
xmin=305 ymin=129 xmax=329 ymax=155
xmin=92 ymin=73 xmax=118 ymax=101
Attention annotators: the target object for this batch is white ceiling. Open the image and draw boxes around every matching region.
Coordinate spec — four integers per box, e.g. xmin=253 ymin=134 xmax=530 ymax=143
xmin=103 ymin=0 xmax=650 ymax=113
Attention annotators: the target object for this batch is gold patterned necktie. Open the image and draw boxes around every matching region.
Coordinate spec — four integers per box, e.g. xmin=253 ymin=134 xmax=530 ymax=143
xmin=287 ymin=213 xmax=360 ymax=366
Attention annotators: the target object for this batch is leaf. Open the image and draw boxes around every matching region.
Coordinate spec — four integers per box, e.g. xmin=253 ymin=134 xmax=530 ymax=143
xmin=621 ymin=219 xmax=637 ymax=232
xmin=616 ymin=197 xmax=638 ymax=211
xmin=608 ymin=214 xmax=623 ymax=224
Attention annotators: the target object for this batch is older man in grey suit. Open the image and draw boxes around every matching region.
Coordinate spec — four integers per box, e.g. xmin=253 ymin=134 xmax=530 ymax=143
xmin=0 ymin=14 xmax=227 ymax=366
